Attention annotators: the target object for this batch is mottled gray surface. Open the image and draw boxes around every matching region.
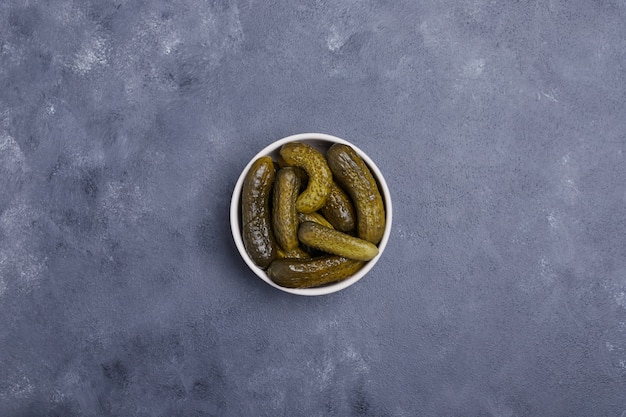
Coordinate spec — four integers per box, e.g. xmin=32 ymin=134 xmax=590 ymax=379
xmin=1 ymin=0 xmax=626 ymax=416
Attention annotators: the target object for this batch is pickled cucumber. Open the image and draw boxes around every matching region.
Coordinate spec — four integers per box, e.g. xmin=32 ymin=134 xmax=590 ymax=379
xmin=326 ymin=144 xmax=385 ymax=244
xmin=280 ymin=142 xmax=332 ymax=213
xmin=241 ymin=156 xmax=278 ymax=269
xmin=298 ymin=221 xmax=378 ymax=261
xmin=320 ymin=182 xmax=356 ymax=232
xmin=267 ymin=256 xmax=365 ymax=288
xmin=272 ymin=167 xmax=301 ymax=252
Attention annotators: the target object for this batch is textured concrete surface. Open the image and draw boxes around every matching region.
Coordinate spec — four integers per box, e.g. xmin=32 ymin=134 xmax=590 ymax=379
xmin=2 ymin=1 xmax=626 ymax=416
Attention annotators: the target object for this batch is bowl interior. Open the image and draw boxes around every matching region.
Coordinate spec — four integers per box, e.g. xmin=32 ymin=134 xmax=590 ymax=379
xmin=230 ymin=133 xmax=392 ymax=296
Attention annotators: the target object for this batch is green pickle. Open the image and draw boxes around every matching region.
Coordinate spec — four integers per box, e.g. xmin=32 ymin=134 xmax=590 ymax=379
xmin=241 ymin=156 xmax=278 ymax=269
xmin=272 ymin=167 xmax=301 ymax=252
xmin=320 ymin=182 xmax=356 ymax=232
xmin=326 ymin=144 xmax=386 ymax=244
xmin=280 ymin=142 xmax=332 ymax=213
xmin=298 ymin=221 xmax=378 ymax=261
xmin=267 ymin=256 xmax=365 ymax=288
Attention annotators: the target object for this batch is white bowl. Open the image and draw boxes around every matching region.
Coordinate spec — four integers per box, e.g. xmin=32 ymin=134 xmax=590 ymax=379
xmin=230 ymin=133 xmax=392 ymax=296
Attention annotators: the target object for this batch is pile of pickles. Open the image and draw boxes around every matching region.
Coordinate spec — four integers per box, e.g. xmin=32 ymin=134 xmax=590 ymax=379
xmin=241 ymin=142 xmax=385 ymax=289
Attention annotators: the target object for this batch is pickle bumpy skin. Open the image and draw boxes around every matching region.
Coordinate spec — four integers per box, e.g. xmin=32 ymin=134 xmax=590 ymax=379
xmin=326 ymin=143 xmax=386 ymax=244
xmin=279 ymin=142 xmax=332 ymax=213
xmin=241 ymin=156 xmax=278 ymax=269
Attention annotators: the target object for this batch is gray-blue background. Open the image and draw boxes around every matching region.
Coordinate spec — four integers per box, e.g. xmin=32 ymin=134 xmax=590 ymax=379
xmin=1 ymin=1 xmax=626 ymax=416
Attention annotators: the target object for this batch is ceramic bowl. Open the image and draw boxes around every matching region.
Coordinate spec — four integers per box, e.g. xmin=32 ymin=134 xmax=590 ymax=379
xmin=230 ymin=133 xmax=392 ymax=296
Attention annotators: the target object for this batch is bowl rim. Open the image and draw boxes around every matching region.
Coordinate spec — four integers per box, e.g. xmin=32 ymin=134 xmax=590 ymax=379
xmin=229 ymin=132 xmax=392 ymax=296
